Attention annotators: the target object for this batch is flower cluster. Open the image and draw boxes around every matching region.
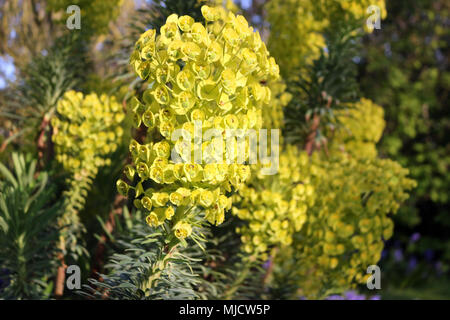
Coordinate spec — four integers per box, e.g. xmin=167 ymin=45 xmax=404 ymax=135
xmin=118 ymin=7 xmax=280 ymax=240
xmin=232 ymin=146 xmax=315 ymax=257
xmin=330 ymin=98 xmax=386 ymax=159
xmin=262 ymin=80 xmax=292 ymax=132
xmin=266 ymin=0 xmax=326 ymax=79
xmin=52 ymin=90 xmax=125 ymax=175
xmin=51 ymin=90 xmax=125 ymax=258
xmin=276 ymin=153 xmax=416 ymax=298
xmin=266 ymin=0 xmax=387 ymax=78
xmin=211 ymin=0 xmax=239 ymax=13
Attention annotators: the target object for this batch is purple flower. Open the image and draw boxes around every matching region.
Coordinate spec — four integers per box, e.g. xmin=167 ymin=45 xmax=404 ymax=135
xmin=407 ymin=257 xmax=418 ymax=272
xmin=410 ymin=232 xmax=421 ymax=243
xmin=394 ymin=248 xmax=404 ymax=262
xmin=435 ymin=261 xmax=443 ymax=276
xmin=344 ymin=290 xmax=366 ymax=300
xmin=326 ymin=295 xmax=345 ymax=300
xmin=262 ymin=258 xmax=272 ymax=270
xmin=326 ymin=290 xmax=381 ymax=300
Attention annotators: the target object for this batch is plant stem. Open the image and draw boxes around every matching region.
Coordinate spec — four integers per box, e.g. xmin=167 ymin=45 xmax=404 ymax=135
xmin=305 ymin=114 xmax=320 ymax=155
xmin=54 ymin=237 xmax=66 ymax=298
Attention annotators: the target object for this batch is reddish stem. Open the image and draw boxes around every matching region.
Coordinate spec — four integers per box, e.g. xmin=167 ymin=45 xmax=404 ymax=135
xmin=305 ymin=114 xmax=320 ymax=155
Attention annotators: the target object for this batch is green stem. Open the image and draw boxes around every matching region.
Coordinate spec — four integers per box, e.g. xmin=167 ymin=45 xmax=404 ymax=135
xmin=140 ymin=242 xmax=179 ymax=294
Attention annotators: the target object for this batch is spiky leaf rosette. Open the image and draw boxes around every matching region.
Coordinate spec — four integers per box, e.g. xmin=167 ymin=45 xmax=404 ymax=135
xmin=282 ymin=22 xmax=362 ymax=148
xmin=83 ymin=208 xmax=228 ymax=300
xmin=0 ymin=154 xmax=62 ymax=299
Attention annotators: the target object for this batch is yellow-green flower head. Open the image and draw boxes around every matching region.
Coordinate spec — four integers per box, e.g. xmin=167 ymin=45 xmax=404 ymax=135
xmin=330 ymin=98 xmax=386 ymax=159
xmin=211 ymin=0 xmax=239 ymax=15
xmin=232 ymin=145 xmax=315 ymax=258
xmin=173 ymin=221 xmax=193 ymax=239
xmin=277 ymin=152 xmax=415 ymax=298
xmin=52 ymin=90 xmax=125 ymax=175
xmin=123 ymin=7 xmax=280 ymax=239
xmin=266 ymin=0 xmax=327 ymax=79
xmin=261 ymin=79 xmax=292 ymax=132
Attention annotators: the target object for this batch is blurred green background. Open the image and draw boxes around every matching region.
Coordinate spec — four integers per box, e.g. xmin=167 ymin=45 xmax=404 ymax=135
xmin=359 ymin=0 xmax=450 ymax=300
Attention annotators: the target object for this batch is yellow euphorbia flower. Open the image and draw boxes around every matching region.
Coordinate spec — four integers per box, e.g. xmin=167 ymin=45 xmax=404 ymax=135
xmin=121 ymin=7 xmax=279 ymax=240
xmin=52 ymin=90 xmax=124 ymax=176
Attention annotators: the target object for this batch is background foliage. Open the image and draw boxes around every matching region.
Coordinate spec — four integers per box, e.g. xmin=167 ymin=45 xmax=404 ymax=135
xmin=358 ymin=0 xmax=450 ymax=296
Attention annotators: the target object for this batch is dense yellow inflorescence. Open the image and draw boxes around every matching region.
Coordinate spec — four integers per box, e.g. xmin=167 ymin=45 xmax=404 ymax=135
xmin=52 ymin=90 xmax=125 ymax=175
xmin=266 ymin=0 xmax=387 ymax=78
xmin=233 ymin=146 xmax=314 ymax=258
xmin=210 ymin=0 xmax=239 ymax=13
xmin=262 ymin=80 xmax=292 ymax=131
xmin=266 ymin=0 xmax=326 ymax=79
xmin=330 ymin=98 xmax=386 ymax=159
xmin=202 ymin=0 xmax=412 ymax=299
xmin=270 ymin=95 xmax=414 ymax=298
xmin=51 ymin=90 xmax=125 ymax=257
xmin=277 ymin=152 xmax=416 ymax=298
xmin=117 ymin=6 xmax=280 ymax=240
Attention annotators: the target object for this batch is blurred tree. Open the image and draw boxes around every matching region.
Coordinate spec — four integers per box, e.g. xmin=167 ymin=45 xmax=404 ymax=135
xmin=0 ymin=0 xmax=63 ymax=72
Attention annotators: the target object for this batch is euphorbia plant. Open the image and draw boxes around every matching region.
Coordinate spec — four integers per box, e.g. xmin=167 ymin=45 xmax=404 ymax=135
xmin=117 ymin=6 xmax=280 ymax=249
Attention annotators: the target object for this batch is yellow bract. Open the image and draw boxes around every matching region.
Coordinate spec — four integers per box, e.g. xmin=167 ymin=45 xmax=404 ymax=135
xmin=232 ymin=146 xmax=315 ymax=257
xmin=52 ymin=90 xmax=125 ymax=175
xmin=122 ymin=7 xmax=279 ymax=240
xmin=330 ymin=98 xmax=386 ymax=159
xmin=274 ymin=151 xmax=416 ymax=298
